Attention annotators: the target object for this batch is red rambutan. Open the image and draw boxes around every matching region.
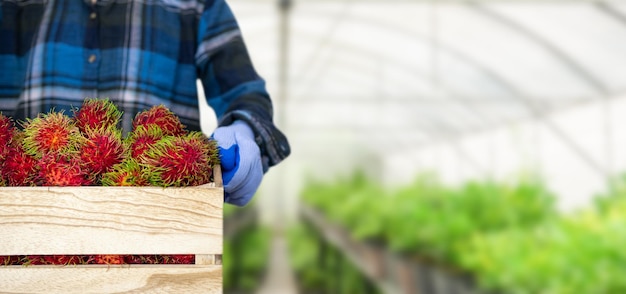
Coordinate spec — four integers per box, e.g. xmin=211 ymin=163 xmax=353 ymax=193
xmin=23 ymin=255 xmax=46 ymax=265
xmin=2 ymin=144 xmax=39 ymax=186
xmin=0 ymin=113 xmax=16 ymax=161
xmin=140 ymin=132 xmax=218 ymax=187
xmin=0 ymin=255 xmax=19 ymax=266
xmin=42 ymin=255 xmax=85 ymax=265
xmin=73 ymin=98 xmax=122 ymax=133
xmin=37 ymin=153 xmax=93 ymax=186
xmin=94 ymin=255 xmax=125 ymax=265
xmin=124 ymin=255 xmax=152 ymax=264
xmin=101 ymin=159 xmax=150 ymax=186
xmin=132 ymin=105 xmax=186 ymax=136
xmin=21 ymin=111 xmax=84 ymax=158
xmin=125 ymin=125 xmax=165 ymax=159
xmin=80 ymin=127 xmax=126 ymax=176
xmin=168 ymin=254 xmax=195 ymax=264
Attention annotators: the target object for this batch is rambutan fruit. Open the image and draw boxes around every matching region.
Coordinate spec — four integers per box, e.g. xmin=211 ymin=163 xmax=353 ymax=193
xmin=132 ymin=105 xmax=187 ymax=136
xmin=42 ymin=255 xmax=84 ymax=265
xmin=125 ymin=125 xmax=165 ymax=158
xmin=124 ymin=255 xmax=153 ymax=264
xmin=94 ymin=255 xmax=125 ymax=265
xmin=101 ymin=159 xmax=150 ymax=186
xmin=80 ymin=127 xmax=126 ymax=177
xmin=141 ymin=132 xmax=219 ymax=187
xmin=2 ymin=144 xmax=39 ymax=186
xmin=168 ymin=254 xmax=195 ymax=264
xmin=0 ymin=113 xmax=16 ymax=161
xmin=0 ymin=255 xmax=19 ymax=266
xmin=23 ymin=255 xmax=46 ymax=265
xmin=73 ymin=98 xmax=122 ymax=134
xmin=21 ymin=111 xmax=84 ymax=158
xmin=37 ymin=153 xmax=93 ymax=186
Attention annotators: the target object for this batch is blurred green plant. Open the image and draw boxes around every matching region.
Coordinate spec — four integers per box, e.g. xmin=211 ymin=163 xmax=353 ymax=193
xmin=382 ymin=177 xmax=555 ymax=269
xmin=286 ymin=223 xmax=380 ymax=294
xmin=223 ymin=225 xmax=271 ymax=292
xmin=224 ymin=192 xmax=258 ymax=217
xmin=459 ymin=198 xmax=626 ymax=293
xmin=299 ymin=170 xmax=626 ymax=293
xmin=594 ymin=172 xmax=626 ymax=213
xmin=301 ymin=171 xmax=555 ymax=267
xmin=286 ymin=223 xmax=326 ymax=291
xmin=301 ymin=171 xmax=390 ymax=243
xmin=224 ymin=203 xmax=238 ymax=217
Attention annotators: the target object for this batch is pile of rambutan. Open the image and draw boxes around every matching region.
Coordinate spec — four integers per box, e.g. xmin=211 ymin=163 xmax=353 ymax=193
xmin=0 ymin=98 xmax=220 ymax=265
xmin=0 ymin=98 xmax=219 ymax=187
xmin=0 ymin=254 xmax=195 ymax=266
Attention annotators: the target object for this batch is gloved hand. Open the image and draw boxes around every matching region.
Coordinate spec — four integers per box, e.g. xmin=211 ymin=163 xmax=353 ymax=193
xmin=212 ymin=120 xmax=263 ymax=206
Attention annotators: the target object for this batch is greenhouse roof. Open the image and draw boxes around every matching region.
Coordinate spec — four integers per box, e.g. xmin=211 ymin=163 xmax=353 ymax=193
xmin=220 ymin=0 xmax=626 ymax=171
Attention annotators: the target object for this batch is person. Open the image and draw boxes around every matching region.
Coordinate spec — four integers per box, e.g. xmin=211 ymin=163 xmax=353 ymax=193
xmin=0 ymin=0 xmax=290 ymax=206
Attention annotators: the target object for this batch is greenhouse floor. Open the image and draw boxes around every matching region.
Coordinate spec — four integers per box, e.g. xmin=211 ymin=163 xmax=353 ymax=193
xmin=256 ymin=233 xmax=298 ymax=294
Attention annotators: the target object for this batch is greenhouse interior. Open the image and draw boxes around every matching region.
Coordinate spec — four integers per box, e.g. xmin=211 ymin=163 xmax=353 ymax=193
xmin=213 ymin=0 xmax=626 ymax=293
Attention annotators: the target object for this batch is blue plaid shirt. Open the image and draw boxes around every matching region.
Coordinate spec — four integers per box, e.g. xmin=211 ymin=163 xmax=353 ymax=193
xmin=0 ymin=0 xmax=289 ymax=171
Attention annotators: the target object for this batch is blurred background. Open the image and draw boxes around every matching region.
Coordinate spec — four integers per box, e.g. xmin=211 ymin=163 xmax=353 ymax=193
xmin=203 ymin=0 xmax=626 ymax=293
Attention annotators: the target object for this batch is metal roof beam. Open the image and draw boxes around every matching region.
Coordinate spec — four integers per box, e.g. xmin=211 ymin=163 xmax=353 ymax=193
xmin=470 ymin=4 xmax=609 ymax=96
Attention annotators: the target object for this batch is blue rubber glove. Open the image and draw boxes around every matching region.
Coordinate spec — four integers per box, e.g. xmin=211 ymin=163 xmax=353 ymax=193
xmin=212 ymin=120 xmax=263 ymax=206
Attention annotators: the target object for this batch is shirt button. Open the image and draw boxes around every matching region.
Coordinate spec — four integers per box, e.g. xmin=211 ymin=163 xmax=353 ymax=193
xmin=90 ymin=12 xmax=97 ymax=20
xmin=88 ymin=54 xmax=97 ymax=63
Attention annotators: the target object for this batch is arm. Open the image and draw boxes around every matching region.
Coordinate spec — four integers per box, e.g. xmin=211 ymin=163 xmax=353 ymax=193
xmin=196 ymin=0 xmax=290 ymax=173
xmin=195 ymin=0 xmax=290 ymax=204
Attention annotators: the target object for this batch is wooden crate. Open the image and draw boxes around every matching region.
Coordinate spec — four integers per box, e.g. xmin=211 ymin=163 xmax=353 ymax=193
xmin=0 ymin=169 xmax=223 ymax=293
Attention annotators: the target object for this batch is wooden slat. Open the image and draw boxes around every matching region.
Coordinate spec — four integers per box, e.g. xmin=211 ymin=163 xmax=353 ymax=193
xmin=0 ymin=185 xmax=223 ymax=255
xmin=195 ymin=254 xmax=221 ymax=265
xmin=0 ymin=265 xmax=222 ymax=293
xmin=213 ymin=166 xmax=223 ymax=187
